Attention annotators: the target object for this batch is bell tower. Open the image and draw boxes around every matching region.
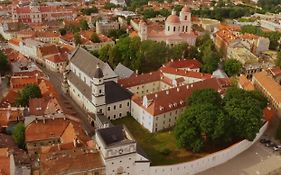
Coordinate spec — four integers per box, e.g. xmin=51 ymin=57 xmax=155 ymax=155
xmin=92 ymin=64 xmax=106 ymax=114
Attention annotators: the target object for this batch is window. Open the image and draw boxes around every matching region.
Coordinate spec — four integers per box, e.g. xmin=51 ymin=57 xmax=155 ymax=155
xmin=114 ymin=105 xmax=116 ymax=110
xmin=108 ymin=107 xmax=110 ymax=111
xmin=185 ymin=16 xmax=187 ymax=20
xmin=127 ymin=102 xmax=130 ymax=106
xmin=173 ymin=26 xmax=176 ymax=31
xmin=168 ymin=26 xmax=170 ymax=31
xmin=114 ymin=115 xmax=116 ymax=119
xmin=99 ymin=90 xmax=102 ymax=94
xmin=119 ymin=113 xmax=122 ymax=117
xmin=119 ymin=104 xmax=122 ymax=108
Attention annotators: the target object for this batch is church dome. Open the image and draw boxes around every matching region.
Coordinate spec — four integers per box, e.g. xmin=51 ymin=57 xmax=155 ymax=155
xmin=166 ymin=15 xmax=180 ymax=24
xmin=181 ymin=5 xmax=190 ymax=12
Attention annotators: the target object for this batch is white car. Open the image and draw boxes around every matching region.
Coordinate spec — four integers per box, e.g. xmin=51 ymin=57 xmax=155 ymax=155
xmin=273 ymin=145 xmax=281 ymax=151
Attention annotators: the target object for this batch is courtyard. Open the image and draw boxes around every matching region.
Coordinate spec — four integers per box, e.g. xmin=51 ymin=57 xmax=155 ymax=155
xmin=112 ymin=116 xmax=211 ymax=165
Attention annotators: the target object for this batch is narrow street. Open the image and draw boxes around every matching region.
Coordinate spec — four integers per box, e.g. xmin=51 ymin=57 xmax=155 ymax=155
xmin=39 ymin=66 xmax=95 ymax=136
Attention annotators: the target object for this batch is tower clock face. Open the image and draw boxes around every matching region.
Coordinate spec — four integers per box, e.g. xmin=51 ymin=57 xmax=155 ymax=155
xmin=119 ymin=149 xmax=123 ymax=154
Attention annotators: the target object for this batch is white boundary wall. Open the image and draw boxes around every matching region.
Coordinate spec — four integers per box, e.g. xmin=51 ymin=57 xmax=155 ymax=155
xmin=149 ymin=122 xmax=268 ymax=175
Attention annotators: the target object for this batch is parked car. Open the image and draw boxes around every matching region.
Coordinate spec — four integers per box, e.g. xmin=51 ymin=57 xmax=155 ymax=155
xmin=260 ymin=139 xmax=271 ymax=144
xmin=273 ymin=145 xmax=281 ymax=151
xmin=265 ymin=142 xmax=276 ymax=147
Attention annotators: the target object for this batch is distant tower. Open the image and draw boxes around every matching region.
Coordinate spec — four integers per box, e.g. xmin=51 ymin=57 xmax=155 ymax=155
xmin=92 ymin=64 xmax=106 ymax=114
xmin=138 ymin=20 xmax=147 ymax=41
xmin=179 ymin=5 xmax=192 ymax=33
xmin=30 ymin=0 xmax=42 ymax=23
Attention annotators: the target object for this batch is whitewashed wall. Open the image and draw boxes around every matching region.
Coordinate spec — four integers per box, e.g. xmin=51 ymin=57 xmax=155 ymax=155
xmin=149 ymin=122 xmax=268 ymax=175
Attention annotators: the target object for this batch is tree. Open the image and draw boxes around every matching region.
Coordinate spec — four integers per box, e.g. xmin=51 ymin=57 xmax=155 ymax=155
xmin=187 ymin=88 xmax=222 ymax=106
xmin=276 ymin=51 xmax=281 ymax=68
xmin=104 ymin=2 xmax=116 ymax=9
xmin=12 ymin=122 xmax=25 ymax=149
xmin=143 ymin=8 xmax=158 ymax=19
xmin=15 ymin=85 xmax=42 ymax=107
xmin=74 ymin=33 xmax=81 ymax=46
xmin=0 ymin=50 xmax=11 ymax=75
xmin=91 ymin=32 xmax=100 ymax=43
xmin=58 ymin=28 xmax=67 ymax=36
xmin=108 ymin=29 xmax=128 ymax=40
xmin=80 ymin=20 xmax=89 ymax=30
xmin=80 ymin=7 xmax=98 ymax=15
xmin=223 ymin=59 xmax=242 ymax=76
xmin=159 ymin=8 xmax=170 ymax=17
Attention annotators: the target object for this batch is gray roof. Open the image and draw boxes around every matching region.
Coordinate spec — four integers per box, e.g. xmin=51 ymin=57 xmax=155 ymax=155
xmin=114 ymin=63 xmax=134 ymax=79
xmin=212 ymin=69 xmax=228 ymax=79
xmin=105 ymin=81 xmax=132 ymax=104
xmin=70 ymin=47 xmax=117 ymax=80
xmin=67 ymin=72 xmax=92 ymax=100
xmin=97 ymin=125 xmax=135 ymax=147
xmin=94 ymin=67 xmax=104 ymax=78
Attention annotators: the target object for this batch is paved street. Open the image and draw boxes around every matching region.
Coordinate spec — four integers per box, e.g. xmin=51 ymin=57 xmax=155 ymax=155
xmin=39 ymin=66 xmax=95 ymax=136
xmin=198 ymin=115 xmax=281 ymax=175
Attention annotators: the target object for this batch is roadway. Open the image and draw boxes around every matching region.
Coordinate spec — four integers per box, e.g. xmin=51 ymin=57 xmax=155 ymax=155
xmin=39 ymin=66 xmax=95 ymax=136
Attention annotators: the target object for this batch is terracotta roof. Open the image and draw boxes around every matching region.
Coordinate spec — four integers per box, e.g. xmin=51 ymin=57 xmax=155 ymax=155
xmin=28 ymin=97 xmax=50 ymax=116
xmin=118 ymin=71 xmax=161 ymax=88
xmin=25 ymin=118 xmax=70 ymax=142
xmin=0 ymin=90 xmax=18 ymax=108
xmin=268 ymin=67 xmax=281 ymax=77
xmin=0 ymin=108 xmax=23 ymax=128
xmin=214 ymin=29 xmax=239 ymax=44
xmin=238 ymin=75 xmax=255 ymax=91
xmin=35 ymin=31 xmax=60 ymax=38
xmin=132 ymin=78 xmax=223 ymax=116
xmin=165 ymin=59 xmax=202 ymax=69
xmin=8 ymin=38 xmax=21 ymax=46
xmin=38 ymin=45 xmax=60 ymax=57
xmin=253 ymin=71 xmax=281 ymax=105
xmin=10 ymin=75 xmax=38 ymax=89
xmin=0 ymin=148 xmax=10 ymax=175
xmin=39 ymin=148 xmax=104 ymax=175
xmin=160 ymin=66 xmax=212 ymax=79
xmin=46 ymin=54 xmax=66 ymax=63
xmin=166 ymin=14 xmax=180 ymax=23
xmin=263 ymin=106 xmax=275 ymax=121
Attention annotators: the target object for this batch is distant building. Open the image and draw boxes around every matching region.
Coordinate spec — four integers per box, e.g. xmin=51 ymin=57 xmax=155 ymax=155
xmin=253 ymin=71 xmax=281 ymax=112
xmin=96 ymin=20 xmax=120 ymax=35
xmin=110 ymin=0 xmax=127 ymax=7
xmin=138 ymin=5 xmax=197 ymax=46
xmin=11 ymin=0 xmax=76 ymax=23
xmin=0 ymin=148 xmax=16 ymax=175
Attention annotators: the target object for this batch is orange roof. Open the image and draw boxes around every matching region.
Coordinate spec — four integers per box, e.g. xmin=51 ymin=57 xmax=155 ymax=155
xmin=238 ymin=75 xmax=255 ymax=91
xmin=118 ymin=71 xmax=162 ymax=88
xmin=165 ymin=59 xmax=202 ymax=69
xmin=46 ymin=54 xmax=66 ymax=63
xmin=28 ymin=97 xmax=50 ymax=116
xmin=253 ymin=71 xmax=281 ymax=106
xmin=0 ymin=90 xmax=18 ymax=108
xmin=38 ymin=45 xmax=60 ymax=57
xmin=0 ymin=108 xmax=23 ymax=128
xmin=263 ymin=106 xmax=275 ymax=121
xmin=35 ymin=31 xmax=60 ymax=38
xmin=39 ymin=148 xmax=104 ymax=174
xmin=8 ymin=38 xmax=21 ymax=46
xmin=160 ymin=66 xmax=212 ymax=79
xmin=268 ymin=67 xmax=281 ymax=77
xmin=214 ymin=29 xmax=239 ymax=44
xmin=0 ymin=148 xmax=10 ymax=175
xmin=10 ymin=75 xmax=38 ymax=89
xmin=132 ymin=78 xmax=223 ymax=116
xmin=25 ymin=118 xmax=70 ymax=142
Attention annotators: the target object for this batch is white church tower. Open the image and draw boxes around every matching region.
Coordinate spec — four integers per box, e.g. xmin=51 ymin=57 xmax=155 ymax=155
xmin=92 ymin=64 xmax=106 ymax=114
xmin=179 ymin=5 xmax=192 ymax=33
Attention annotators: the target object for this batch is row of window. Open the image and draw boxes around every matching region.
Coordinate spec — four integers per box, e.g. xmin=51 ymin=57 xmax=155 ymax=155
xmin=167 ymin=25 xmax=190 ymax=32
xmin=107 ymin=102 xmax=130 ymax=111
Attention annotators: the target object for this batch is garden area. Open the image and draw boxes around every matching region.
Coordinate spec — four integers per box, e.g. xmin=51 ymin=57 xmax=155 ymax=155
xmin=112 ymin=116 xmax=224 ymax=165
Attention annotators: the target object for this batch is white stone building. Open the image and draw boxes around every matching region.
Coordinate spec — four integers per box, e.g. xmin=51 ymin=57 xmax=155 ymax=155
xmin=95 ymin=125 xmax=150 ymax=175
xmin=65 ymin=47 xmax=132 ymax=120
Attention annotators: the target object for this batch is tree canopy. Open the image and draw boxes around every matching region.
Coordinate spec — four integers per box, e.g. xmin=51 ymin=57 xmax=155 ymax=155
xmin=79 ymin=20 xmax=89 ymax=30
xmin=74 ymin=33 xmax=82 ymax=46
xmin=0 ymin=50 xmax=11 ymax=75
xmin=12 ymin=122 xmax=25 ymax=149
xmin=15 ymin=85 xmax=42 ymax=107
xmin=174 ymin=87 xmax=267 ymax=152
xmin=108 ymin=29 xmax=128 ymax=40
xmin=91 ymin=33 xmax=100 ymax=43
xmin=258 ymin=0 xmax=281 ymax=13
xmin=276 ymin=51 xmax=281 ymax=68
xmin=80 ymin=7 xmax=98 ymax=15
xmin=223 ymin=59 xmax=242 ymax=76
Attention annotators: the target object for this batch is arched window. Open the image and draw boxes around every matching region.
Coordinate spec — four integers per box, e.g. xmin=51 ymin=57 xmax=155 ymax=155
xmin=173 ymin=26 xmax=176 ymax=32
xmin=182 ymin=26 xmax=184 ymax=32
xmin=185 ymin=26 xmax=188 ymax=32
xmin=168 ymin=26 xmax=170 ymax=31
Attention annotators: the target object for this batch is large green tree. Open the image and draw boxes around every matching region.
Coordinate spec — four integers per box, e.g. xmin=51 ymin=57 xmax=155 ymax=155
xmin=187 ymin=88 xmax=222 ymax=106
xmin=0 ymin=50 xmax=10 ymax=75
xmin=15 ymin=85 xmax=42 ymax=107
xmin=12 ymin=122 xmax=25 ymax=149
xmin=80 ymin=20 xmax=89 ymax=30
xmin=276 ymin=51 xmax=281 ymax=68
xmin=74 ymin=33 xmax=82 ymax=46
xmin=224 ymin=59 xmax=242 ymax=76
xmin=91 ymin=33 xmax=100 ymax=43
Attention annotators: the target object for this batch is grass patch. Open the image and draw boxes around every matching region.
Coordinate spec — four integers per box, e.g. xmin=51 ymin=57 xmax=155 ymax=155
xmin=112 ymin=116 xmax=208 ymax=165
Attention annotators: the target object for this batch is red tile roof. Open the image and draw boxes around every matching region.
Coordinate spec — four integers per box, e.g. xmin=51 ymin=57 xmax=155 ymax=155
xmin=132 ymin=78 xmax=223 ymax=116
xmin=0 ymin=90 xmax=18 ymax=108
xmin=238 ymin=75 xmax=255 ymax=91
xmin=0 ymin=108 xmax=23 ymax=128
xmin=160 ymin=66 xmax=212 ymax=79
xmin=10 ymin=75 xmax=38 ymax=89
xmin=38 ymin=45 xmax=60 ymax=57
xmin=46 ymin=54 xmax=66 ymax=63
xmin=8 ymin=38 xmax=21 ymax=46
xmin=165 ymin=59 xmax=202 ymax=69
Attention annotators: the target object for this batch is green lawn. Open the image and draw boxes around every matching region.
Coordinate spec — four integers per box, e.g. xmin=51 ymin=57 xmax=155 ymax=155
xmin=111 ymin=116 xmax=208 ymax=165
